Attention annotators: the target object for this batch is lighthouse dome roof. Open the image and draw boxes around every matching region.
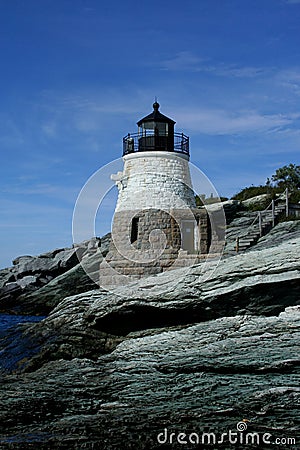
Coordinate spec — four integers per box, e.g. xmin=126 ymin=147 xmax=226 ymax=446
xmin=137 ymin=102 xmax=176 ymax=126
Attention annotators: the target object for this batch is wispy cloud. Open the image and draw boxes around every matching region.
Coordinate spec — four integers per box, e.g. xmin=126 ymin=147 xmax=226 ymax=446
xmin=276 ymin=69 xmax=300 ymax=95
xmin=216 ymin=65 xmax=266 ymax=78
xmin=36 ymin=89 xmax=149 ymax=136
xmin=35 ymin=78 xmax=297 ymax=143
xmin=1 ymin=183 xmax=57 ymax=195
xmin=175 ymin=108 xmax=294 ymax=135
xmin=160 ymin=51 xmax=266 ymax=78
xmin=285 ymin=0 xmax=300 ymax=4
xmin=0 ymin=116 xmax=25 ymax=147
xmin=41 ymin=122 xmax=57 ymax=137
xmin=161 ymin=51 xmax=205 ymax=71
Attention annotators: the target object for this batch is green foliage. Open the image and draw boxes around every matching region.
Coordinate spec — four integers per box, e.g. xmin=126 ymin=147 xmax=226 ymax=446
xmin=289 ymin=190 xmax=300 ymax=204
xmin=232 ymin=185 xmax=281 ymax=201
xmin=271 ymin=163 xmax=300 ymax=190
xmin=232 ymin=164 xmax=300 ymax=205
xmin=246 ymin=198 xmax=273 ymax=212
xmin=195 ymin=195 xmax=202 ymax=206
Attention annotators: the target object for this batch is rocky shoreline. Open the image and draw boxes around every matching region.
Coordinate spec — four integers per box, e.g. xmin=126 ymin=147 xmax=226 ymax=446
xmin=0 ymin=234 xmax=110 ymax=316
xmin=0 ymin=218 xmax=299 ymax=449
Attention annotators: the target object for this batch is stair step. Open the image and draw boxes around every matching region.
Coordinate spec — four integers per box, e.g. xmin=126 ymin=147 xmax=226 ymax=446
xmin=235 ymin=197 xmax=289 ymax=252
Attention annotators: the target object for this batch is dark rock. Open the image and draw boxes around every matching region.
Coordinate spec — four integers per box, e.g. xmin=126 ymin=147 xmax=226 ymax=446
xmin=12 ymin=255 xmax=35 ymax=266
xmin=14 ymin=262 xmax=98 ymax=315
xmin=1 ymin=235 xmax=299 ymax=372
xmin=11 ymin=248 xmax=80 ymax=277
xmin=0 ymin=307 xmax=298 ymax=449
xmin=0 ymin=224 xmax=298 ymax=448
xmin=0 ymin=283 xmax=23 ymax=306
xmin=0 ymin=234 xmax=111 ymax=315
xmin=222 ymin=199 xmax=243 ymax=224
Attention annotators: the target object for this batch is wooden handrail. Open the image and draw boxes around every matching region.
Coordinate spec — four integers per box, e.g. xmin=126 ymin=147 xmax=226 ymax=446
xmin=235 ymin=188 xmax=289 ymax=252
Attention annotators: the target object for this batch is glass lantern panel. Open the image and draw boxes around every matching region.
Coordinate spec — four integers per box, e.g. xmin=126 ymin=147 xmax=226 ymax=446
xmin=155 ymin=122 xmax=167 ymax=135
xmin=142 ymin=121 xmax=154 ymax=130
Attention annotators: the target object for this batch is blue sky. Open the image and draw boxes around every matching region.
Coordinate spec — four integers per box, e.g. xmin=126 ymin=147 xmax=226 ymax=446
xmin=1 ymin=0 xmax=300 ymax=268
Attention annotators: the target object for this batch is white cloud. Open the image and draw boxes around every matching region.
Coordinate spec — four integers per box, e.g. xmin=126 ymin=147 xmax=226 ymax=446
xmin=35 ymin=89 xmax=149 ymax=137
xmin=41 ymin=122 xmax=57 ymax=137
xmin=160 ymin=51 xmax=266 ymax=78
xmin=175 ymin=109 xmax=293 ymax=135
xmin=216 ymin=65 xmax=266 ymax=78
xmin=276 ymin=69 xmax=300 ymax=95
xmin=0 ymin=183 xmax=78 ymax=204
xmin=161 ymin=51 xmax=205 ymax=71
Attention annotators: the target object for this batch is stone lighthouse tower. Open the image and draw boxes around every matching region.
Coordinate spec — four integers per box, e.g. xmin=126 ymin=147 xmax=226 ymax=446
xmin=100 ymin=102 xmax=209 ymax=287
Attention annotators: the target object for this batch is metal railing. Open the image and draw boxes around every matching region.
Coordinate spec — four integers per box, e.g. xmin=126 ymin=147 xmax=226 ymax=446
xmin=235 ymin=188 xmax=289 ymax=252
xmin=123 ymin=132 xmax=189 ymax=156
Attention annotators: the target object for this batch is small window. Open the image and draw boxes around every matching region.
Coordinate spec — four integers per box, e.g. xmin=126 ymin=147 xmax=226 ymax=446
xmin=131 ymin=217 xmax=139 ymax=243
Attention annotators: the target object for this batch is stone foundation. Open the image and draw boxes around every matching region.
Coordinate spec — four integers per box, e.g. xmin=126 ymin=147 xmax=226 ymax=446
xmin=99 ymin=208 xmax=210 ymax=288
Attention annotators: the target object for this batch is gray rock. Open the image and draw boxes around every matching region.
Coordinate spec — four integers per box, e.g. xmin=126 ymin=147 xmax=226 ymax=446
xmin=58 ymin=235 xmax=300 ymax=336
xmin=0 ymin=308 xmax=298 ymax=449
xmin=0 ymin=283 xmax=23 ymax=308
xmin=253 ymin=220 xmax=300 ymax=251
xmin=0 ymin=268 xmax=14 ymax=290
xmin=0 ymin=234 xmax=111 ymax=314
xmin=223 ymin=211 xmax=258 ymax=254
xmin=14 ymin=275 xmax=38 ymax=289
xmin=0 ymin=230 xmax=299 ymax=448
xmin=11 ymin=248 xmax=80 ymax=276
xmin=242 ymin=193 xmax=268 ymax=207
xmin=12 ymin=255 xmax=35 ymax=266
xmin=1 ymin=235 xmax=299 ymax=372
xmin=15 ymin=259 xmax=99 ymax=315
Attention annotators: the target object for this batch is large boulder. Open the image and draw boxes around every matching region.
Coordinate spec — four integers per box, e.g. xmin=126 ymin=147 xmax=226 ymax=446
xmin=0 ymin=234 xmax=111 ymax=315
xmin=242 ymin=193 xmax=268 ymax=208
xmin=15 ymin=253 xmax=102 ymax=315
xmin=11 ymin=248 xmax=80 ymax=275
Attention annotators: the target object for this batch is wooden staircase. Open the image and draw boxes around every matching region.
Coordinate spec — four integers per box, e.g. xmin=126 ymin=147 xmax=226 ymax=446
xmin=235 ymin=190 xmax=289 ymax=252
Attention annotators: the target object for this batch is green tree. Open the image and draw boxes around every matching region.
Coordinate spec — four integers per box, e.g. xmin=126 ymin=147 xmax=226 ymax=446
xmin=271 ymin=164 xmax=300 ymax=191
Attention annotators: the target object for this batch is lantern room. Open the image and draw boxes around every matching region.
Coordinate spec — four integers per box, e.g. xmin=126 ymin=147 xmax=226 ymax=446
xmin=123 ymin=102 xmax=189 ymax=157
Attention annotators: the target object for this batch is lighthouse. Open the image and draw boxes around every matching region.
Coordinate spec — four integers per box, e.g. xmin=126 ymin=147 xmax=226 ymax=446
xmin=100 ymin=102 xmax=210 ymax=288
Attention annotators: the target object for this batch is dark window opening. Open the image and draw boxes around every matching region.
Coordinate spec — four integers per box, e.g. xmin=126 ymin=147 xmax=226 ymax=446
xmin=131 ymin=217 xmax=139 ymax=243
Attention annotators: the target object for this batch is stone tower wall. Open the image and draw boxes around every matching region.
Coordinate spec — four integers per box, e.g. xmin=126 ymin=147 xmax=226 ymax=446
xmin=114 ymin=151 xmax=196 ymax=212
xmin=100 ymin=151 xmax=210 ymax=288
